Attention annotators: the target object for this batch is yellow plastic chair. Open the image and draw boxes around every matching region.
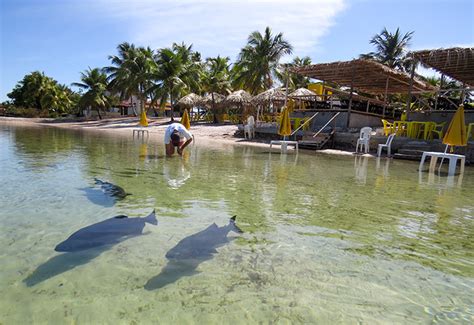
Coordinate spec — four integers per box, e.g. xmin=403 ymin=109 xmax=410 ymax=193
xmin=401 ymin=111 xmax=407 ymax=121
xmin=430 ymin=122 xmax=446 ymax=140
xmin=381 ymin=119 xmax=394 ymax=136
xmin=419 ymin=122 xmax=435 ymax=140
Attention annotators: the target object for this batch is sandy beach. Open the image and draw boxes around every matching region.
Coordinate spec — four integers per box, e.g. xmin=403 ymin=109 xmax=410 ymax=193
xmin=0 ymin=116 xmax=273 ymax=149
xmin=0 ymin=116 xmax=366 ymax=157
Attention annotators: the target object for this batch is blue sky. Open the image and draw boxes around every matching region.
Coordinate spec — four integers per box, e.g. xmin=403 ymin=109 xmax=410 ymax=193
xmin=1 ymin=0 xmax=473 ymax=101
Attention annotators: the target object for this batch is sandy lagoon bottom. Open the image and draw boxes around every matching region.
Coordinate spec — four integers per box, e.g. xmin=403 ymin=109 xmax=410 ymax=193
xmin=0 ymin=124 xmax=473 ymax=324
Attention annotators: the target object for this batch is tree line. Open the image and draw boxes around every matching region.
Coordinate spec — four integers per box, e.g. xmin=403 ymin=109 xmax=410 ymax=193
xmin=4 ymin=27 xmax=422 ymax=118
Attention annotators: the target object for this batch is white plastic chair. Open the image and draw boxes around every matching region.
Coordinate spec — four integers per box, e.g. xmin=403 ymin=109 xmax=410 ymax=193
xmin=356 ymin=127 xmax=372 ymax=153
xmin=244 ymin=116 xmax=255 ymax=139
xmin=377 ymin=133 xmax=396 ymax=157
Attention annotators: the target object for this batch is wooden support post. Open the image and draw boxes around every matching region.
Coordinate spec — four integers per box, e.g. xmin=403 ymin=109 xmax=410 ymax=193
xmin=460 ymin=83 xmax=466 ymax=103
xmin=383 ymin=77 xmax=389 ymax=118
xmin=434 ymin=74 xmax=444 ymax=111
xmin=346 ymin=62 xmax=355 ymax=129
xmin=406 ymin=56 xmax=416 ymax=121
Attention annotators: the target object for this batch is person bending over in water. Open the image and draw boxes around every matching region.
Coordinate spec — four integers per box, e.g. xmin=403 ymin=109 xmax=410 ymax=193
xmin=164 ymin=122 xmax=193 ymax=157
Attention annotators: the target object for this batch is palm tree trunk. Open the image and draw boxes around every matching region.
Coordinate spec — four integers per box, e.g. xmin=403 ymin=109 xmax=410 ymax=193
xmin=96 ymin=106 xmax=102 ymax=119
xmin=212 ymin=93 xmax=218 ymax=123
xmin=169 ymin=86 xmax=175 ymax=122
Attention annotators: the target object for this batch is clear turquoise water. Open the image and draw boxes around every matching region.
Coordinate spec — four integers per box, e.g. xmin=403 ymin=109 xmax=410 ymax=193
xmin=0 ymin=123 xmax=473 ymax=324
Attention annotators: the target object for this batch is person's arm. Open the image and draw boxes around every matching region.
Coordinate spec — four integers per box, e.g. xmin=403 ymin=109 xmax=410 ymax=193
xmin=166 ymin=143 xmax=175 ymax=156
xmin=177 ymin=138 xmax=192 ymax=155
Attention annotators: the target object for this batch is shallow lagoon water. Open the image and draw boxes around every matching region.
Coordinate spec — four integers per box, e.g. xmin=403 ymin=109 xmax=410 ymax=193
xmin=0 ymin=124 xmax=473 ymax=324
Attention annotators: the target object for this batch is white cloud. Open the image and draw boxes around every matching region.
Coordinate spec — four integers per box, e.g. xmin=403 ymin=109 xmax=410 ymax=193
xmin=91 ymin=0 xmax=348 ymax=61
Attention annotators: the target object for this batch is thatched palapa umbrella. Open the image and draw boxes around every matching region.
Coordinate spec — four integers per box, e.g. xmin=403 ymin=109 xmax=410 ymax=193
xmin=201 ymin=92 xmax=225 ymax=106
xmin=225 ymin=90 xmax=252 ymax=104
xmin=202 ymin=92 xmax=226 ymax=123
xmin=289 ymin=88 xmax=317 ymax=100
xmin=177 ymin=93 xmax=202 ymax=121
xmin=177 ymin=93 xmax=202 ymax=108
xmin=251 ymin=88 xmax=286 ymax=104
xmin=289 ymin=88 xmax=317 ymax=110
xmin=251 ymin=88 xmax=287 ymax=123
xmin=225 ymin=90 xmax=252 ymax=123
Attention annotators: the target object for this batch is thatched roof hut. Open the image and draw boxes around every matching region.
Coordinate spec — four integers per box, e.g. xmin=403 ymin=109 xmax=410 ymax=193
xmin=292 ymin=59 xmax=435 ymax=95
xmin=200 ymin=93 xmax=226 ymax=110
xmin=251 ymin=88 xmax=286 ymax=104
xmin=289 ymin=88 xmax=317 ymax=100
xmin=225 ymin=90 xmax=252 ymax=104
xmin=177 ymin=93 xmax=203 ymax=108
xmin=411 ymin=47 xmax=474 ymax=86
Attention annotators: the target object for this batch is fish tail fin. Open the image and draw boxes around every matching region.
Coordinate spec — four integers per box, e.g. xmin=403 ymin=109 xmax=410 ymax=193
xmin=229 ymin=215 xmax=243 ymax=233
xmin=94 ymin=178 xmax=103 ymax=184
xmin=145 ymin=209 xmax=158 ymax=225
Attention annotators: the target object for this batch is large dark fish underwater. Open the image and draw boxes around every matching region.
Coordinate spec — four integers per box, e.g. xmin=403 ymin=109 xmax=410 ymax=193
xmin=94 ymin=178 xmax=131 ymax=200
xmin=55 ymin=210 xmax=157 ymax=252
xmin=23 ymin=210 xmax=157 ymax=286
xmin=144 ymin=216 xmax=242 ymax=290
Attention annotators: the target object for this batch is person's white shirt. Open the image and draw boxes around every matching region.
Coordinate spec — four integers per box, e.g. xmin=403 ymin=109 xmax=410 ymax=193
xmin=164 ymin=123 xmax=193 ymax=144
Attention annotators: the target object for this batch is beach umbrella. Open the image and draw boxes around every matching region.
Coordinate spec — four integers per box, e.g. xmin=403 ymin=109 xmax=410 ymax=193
xmin=252 ymin=88 xmax=287 ymax=123
xmin=288 ymin=88 xmax=317 ymax=100
xmin=251 ymin=88 xmax=286 ymax=104
xmin=225 ymin=90 xmax=252 ymax=104
xmin=438 ymin=105 xmax=467 ymax=172
xmin=442 ymin=105 xmax=467 ymax=149
xmin=289 ymin=88 xmax=317 ymax=110
xmin=177 ymin=93 xmax=202 ymax=108
xmin=201 ymin=93 xmax=225 ymax=107
xmin=225 ymin=90 xmax=252 ymax=123
xmin=278 ymin=106 xmax=292 ymax=137
xmin=181 ymin=109 xmax=191 ymax=130
xmin=139 ymin=109 xmax=148 ymax=127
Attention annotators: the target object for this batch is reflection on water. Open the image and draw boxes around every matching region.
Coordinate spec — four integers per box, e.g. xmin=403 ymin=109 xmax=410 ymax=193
xmin=375 ymin=156 xmax=391 ymax=177
xmin=163 ymin=152 xmax=191 ymax=189
xmin=354 ymin=154 xmax=369 ymax=184
xmin=419 ymin=169 xmax=464 ymax=188
xmin=1 ymin=123 xmax=473 ymax=323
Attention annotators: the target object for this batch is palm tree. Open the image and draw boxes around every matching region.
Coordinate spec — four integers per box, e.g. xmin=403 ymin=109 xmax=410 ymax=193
xmin=233 ymin=26 xmax=293 ymax=95
xmin=202 ymin=56 xmax=232 ymax=122
xmin=72 ymin=68 xmax=112 ymax=119
xmin=40 ymin=84 xmax=74 ymax=115
xmin=105 ymin=43 xmax=156 ymax=116
xmin=277 ymin=56 xmax=312 ymax=90
xmin=151 ymin=43 xmax=202 ymax=121
xmin=360 ymin=27 xmax=414 ymax=71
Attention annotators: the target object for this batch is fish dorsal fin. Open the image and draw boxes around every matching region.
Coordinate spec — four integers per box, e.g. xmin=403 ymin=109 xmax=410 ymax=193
xmin=114 ymin=215 xmax=128 ymax=219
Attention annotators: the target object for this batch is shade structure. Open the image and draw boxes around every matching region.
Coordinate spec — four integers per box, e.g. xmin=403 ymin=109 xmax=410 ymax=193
xmin=278 ymin=106 xmax=292 ymax=136
xmin=288 ymin=88 xmax=317 ymax=100
xmin=252 ymin=88 xmax=286 ymax=104
xmin=225 ymin=90 xmax=252 ymax=104
xmin=139 ymin=109 xmax=148 ymax=127
xmin=443 ymin=105 xmax=467 ymax=147
xmin=411 ymin=47 xmax=474 ymax=87
xmin=181 ymin=109 xmax=191 ymax=130
xmin=201 ymin=93 xmax=225 ymax=107
xmin=292 ymin=59 xmax=435 ymax=95
xmin=177 ymin=93 xmax=202 ymax=108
